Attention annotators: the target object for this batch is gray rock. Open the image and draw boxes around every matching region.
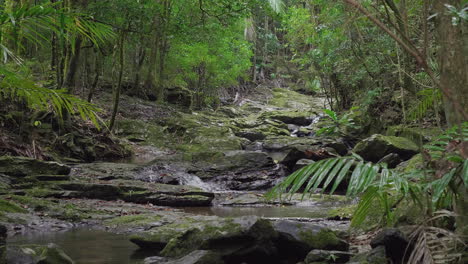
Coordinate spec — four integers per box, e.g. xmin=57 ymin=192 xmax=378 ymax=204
xmin=305 ymin=249 xmax=352 ymax=263
xmin=57 ymin=182 xmax=214 ymax=207
xmin=353 ymin=135 xmax=419 ymax=162
xmin=0 ymin=156 xmax=70 ymax=177
xmin=370 ymin=228 xmax=409 ymax=264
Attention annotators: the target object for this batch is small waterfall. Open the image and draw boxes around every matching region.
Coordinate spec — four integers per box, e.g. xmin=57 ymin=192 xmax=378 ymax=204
xmin=178 ymin=173 xmax=222 ymax=192
xmin=137 ymin=164 xmax=222 ymax=192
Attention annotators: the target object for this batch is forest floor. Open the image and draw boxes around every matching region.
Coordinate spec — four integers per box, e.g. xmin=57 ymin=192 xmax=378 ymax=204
xmin=0 ymin=85 xmax=427 ymax=263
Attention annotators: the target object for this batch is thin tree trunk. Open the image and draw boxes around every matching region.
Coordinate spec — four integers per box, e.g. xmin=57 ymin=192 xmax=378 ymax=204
xmin=62 ymin=36 xmax=83 ymax=93
xmin=109 ymin=32 xmax=126 ymax=132
xmin=87 ymin=50 xmax=100 ymax=102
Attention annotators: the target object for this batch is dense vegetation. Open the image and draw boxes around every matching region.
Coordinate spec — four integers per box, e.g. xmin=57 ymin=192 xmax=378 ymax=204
xmin=0 ymin=0 xmax=466 ymax=263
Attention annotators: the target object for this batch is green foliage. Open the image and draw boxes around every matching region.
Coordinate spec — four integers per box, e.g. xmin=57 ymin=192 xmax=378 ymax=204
xmin=409 ymin=89 xmax=442 ymax=120
xmin=0 ymin=65 xmax=101 ymax=128
xmin=316 ymin=109 xmax=358 ymax=136
xmin=268 ymin=123 xmax=468 ymax=229
xmin=0 ymin=1 xmax=114 ymax=128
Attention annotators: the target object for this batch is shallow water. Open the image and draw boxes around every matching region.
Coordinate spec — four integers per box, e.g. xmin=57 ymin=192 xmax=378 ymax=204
xmin=7 ymin=229 xmax=149 ymax=264
xmin=181 ymin=205 xmax=336 ymax=218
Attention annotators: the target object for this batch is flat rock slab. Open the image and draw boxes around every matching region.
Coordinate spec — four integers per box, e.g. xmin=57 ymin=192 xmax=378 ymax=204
xmin=0 ymin=156 xmax=70 ymax=177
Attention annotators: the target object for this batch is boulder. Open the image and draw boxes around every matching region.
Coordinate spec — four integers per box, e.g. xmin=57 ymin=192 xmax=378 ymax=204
xmin=273 ymin=220 xmax=349 ymax=261
xmin=0 ymin=156 xmax=70 ymax=177
xmin=370 ymin=228 xmax=409 ymax=264
xmin=305 ymin=249 xmax=352 ymax=263
xmin=6 ymin=243 xmax=74 ymax=264
xmin=353 ymin=135 xmax=419 ymax=162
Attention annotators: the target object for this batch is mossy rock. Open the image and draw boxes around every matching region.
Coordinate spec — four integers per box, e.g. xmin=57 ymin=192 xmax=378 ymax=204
xmin=0 ymin=156 xmax=70 ymax=177
xmin=273 ymin=220 xmax=349 ymax=255
xmin=105 ymin=214 xmax=163 ymax=227
xmin=114 ymin=119 xmax=168 ymax=147
xmin=260 ymin=110 xmax=316 ymax=126
xmin=0 ymin=199 xmax=27 ymax=214
xmin=396 ymin=154 xmax=424 ymax=174
xmin=6 ymin=244 xmax=74 ymax=264
xmin=353 ymin=134 xmax=419 ymax=162
xmin=299 ymin=229 xmax=348 ymax=251
xmin=386 ymin=125 xmax=440 ymax=147
xmin=270 ymin=88 xmax=324 ymax=111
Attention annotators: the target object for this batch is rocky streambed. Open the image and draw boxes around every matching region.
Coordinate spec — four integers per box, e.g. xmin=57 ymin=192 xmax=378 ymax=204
xmin=0 ymin=87 xmax=425 ymax=263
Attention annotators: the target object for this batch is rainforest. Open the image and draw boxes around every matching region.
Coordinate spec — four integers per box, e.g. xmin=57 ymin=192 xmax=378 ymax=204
xmin=0 ymin=0 xmax=467 ymax=263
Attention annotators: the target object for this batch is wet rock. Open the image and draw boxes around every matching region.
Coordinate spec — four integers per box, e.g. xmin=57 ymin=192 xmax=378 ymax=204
xmin=370 ymin=228 xmax=409 ymax=264
xmin=131 ymin=216 xmax=285 ymax=263
xmin=347 ymin=245 xmax=388 ymax=264
xmin=194 ymin=151 xmax=276 ymax=178
xmin=6 ymin=243 xmax=74 ymax=264
xmin=353 ymin=135 xmax=419 ymax=162
xmin=0 ymin=156 xmax=70 ymax=177
xmin=305 ymin=249 xmax=352 ymax=263
xmin=144 ymin=256 xmax=167 ymax=264
xmin=57 ymin=182 xmax=214 ymax=207
xmin=293 ymin=159 xmax=315 ymax=171
xmin=163 ymin=250 xmax=223 ymax=264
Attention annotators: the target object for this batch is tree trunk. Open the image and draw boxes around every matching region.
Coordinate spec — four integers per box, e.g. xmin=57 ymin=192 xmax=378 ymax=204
xmin=62 ymin=36 xmax=83 ymax=93
xmin=87 ymin=50 xmax=101 ymax=102
xmin=435 ymin=0 xmax=468 ymax=125
xmin=109 ymin=32 xmax=125 ymax=132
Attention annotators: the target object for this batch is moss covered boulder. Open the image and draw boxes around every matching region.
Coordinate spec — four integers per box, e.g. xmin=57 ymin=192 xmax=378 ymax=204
xmin=0 ymin=156 xmax=70 ymax=177
xmin=273 ymin=220 xmax=349 ymax=258
xmin=353 ymin=134 xmax=419 ymax=162
xmin=6 ymin=243 xmax=74 ymax=264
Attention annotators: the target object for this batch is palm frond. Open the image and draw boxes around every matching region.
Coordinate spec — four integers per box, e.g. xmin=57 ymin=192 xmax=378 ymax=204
xmin=409 ymin=88 xmax=442 ymax=120
xmin=0 ymin=66 xmax=101 ymax=128
xmin=407 ymin=212 xmax=465 ymax=264
xmin=267 ymin=0 xmax=285 ymax=13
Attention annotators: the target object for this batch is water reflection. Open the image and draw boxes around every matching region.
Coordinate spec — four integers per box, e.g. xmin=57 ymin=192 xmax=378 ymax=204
xmin=181 ymin=205 xmax=334 ymax=218
xmin=8 ymin=229 xmax=149 ymax=264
